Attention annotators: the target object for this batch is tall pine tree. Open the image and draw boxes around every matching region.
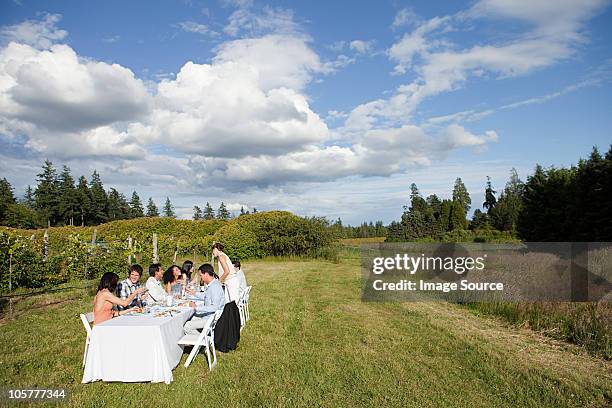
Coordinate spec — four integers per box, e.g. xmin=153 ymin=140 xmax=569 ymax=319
xmin=203 ymin=202 xmax=215 ymax=220
xmin=217 ymin=202 xmax=230 ymax=220
xmin=146 ymin=197 xmax=159 ymax=217
xmin=58 ymin=165 xmax=78 ymax=226
xmin=89 ymin=171 xmax=108 ymax=224
xmin=452 ymin=177 xmax=471 ymax=214
xmin=193 ymin=205 xmax=203 ymax=220
xmin=163 ymin=197 xmax=175 ymax=218
xmin=129 ymin=191 xmax=144 ymax=218
xmin=35 ymin=160 xmax=60 ymax=226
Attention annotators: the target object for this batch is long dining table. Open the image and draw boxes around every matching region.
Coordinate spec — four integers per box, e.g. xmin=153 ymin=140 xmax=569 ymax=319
xmin=82 ymin=306 xmax=194 ymax=384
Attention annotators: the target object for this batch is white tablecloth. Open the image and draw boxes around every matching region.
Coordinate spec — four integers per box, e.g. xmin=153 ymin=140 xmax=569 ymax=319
xmin=82 ymin=308 xmax=194 ymax=384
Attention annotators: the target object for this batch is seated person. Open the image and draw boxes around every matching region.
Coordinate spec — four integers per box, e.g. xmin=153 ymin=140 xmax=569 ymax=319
xmin=163 ymin=264 xmax=184 ymax=295
xmin=183 ymin=264 xmax=225 ymax=335
xmin=94 ymin=272 xmax=145 ymax=325
xmin=182 ymin=260 xmax=194 ymax=281
xmin=233 ymin=260 xmax=248 ymax=297
xmin=145 ymin=263 xmax=167 ymax=303
xmin=117 ymin=264 xmax=146 ymax=310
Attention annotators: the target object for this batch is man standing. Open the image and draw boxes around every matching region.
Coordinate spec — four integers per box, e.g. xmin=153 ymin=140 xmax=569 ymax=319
xmin=146 ymin=263 xmax=166 ymax=303
xmin=184 ymin=264 xmax=225 ymax=335
xmin=118 ymin=264 xmax=144 ymax=309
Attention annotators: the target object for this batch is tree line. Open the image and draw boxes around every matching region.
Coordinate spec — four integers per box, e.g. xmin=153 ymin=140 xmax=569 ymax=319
xmin=386 ymin=145 xmax=612 ymax=242
xmin=0 ymin=160 xmax=242 ymax=228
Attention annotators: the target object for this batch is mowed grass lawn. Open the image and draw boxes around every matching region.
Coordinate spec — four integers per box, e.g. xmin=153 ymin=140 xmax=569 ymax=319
xmin=1 ymin=258 xmax=611 ymax=408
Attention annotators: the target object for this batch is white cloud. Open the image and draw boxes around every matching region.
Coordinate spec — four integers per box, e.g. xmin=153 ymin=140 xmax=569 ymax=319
xmin=213 ymin=34 xmax=326 ymax=91
xmin=102 ymin=35 xmax=120 ymax=43
xmin=349 ymin=40 xmax=374 ymax=54
xmin=0 ymin=42 xmax=151 ymax=133
xmin=147 ymin=59 xmax=329 ymax=157
xmin=177 ymin=21 xmax=218 ymax=37
xmin=224 ymin=7 xmax=301 ymax=37
xmin=388 ymin=16 xmax=450 ymax=74
xmin=442 ymin=124 xmax=497 ymax=149
xmin=0 ymin=13 xmax=67 ymax=49
xmin=391 ymin=8 xmax=420 ymax=30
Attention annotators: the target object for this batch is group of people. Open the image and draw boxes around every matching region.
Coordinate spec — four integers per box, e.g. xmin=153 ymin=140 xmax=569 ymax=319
xmin=92 ymin=243 xmax=248 ymax=336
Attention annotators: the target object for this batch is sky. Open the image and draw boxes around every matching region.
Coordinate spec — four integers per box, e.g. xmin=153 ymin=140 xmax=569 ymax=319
xmin=0 ymin=0 xmax=611 ymax=225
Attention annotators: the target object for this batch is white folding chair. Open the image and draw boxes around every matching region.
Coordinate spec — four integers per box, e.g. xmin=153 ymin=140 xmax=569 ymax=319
xmin=244 ymin=286 xmax=252 ymax=321
xmin=79 ymin=312 xmax=94 ymax=367
xmin=179 ymin=310 xmax=222 ymax=370
xmin=238 ymin=290 xmax=247 ymax=328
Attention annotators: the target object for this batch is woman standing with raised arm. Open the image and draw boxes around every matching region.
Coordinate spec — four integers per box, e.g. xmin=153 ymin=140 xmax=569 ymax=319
xmin=212 ymin=243 xmax=239 ymax=303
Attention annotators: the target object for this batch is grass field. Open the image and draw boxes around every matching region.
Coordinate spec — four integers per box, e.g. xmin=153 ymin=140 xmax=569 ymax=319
xmin=1 ymin=257 xmax=611 ymax=407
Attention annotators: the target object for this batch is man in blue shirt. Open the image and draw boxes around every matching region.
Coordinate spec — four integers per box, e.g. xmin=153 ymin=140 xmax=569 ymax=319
xmin=184 ymin=263 xmax=225 ymax=335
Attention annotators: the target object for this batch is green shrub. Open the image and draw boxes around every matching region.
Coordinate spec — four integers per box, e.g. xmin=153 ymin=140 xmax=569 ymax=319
xmin=212 ymin=223 xmax=263 ymax=260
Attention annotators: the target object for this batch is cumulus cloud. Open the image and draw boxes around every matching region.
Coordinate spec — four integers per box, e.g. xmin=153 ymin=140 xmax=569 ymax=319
xmin=213 ymin=34 xmax=326 ymax=90
xmin=186 ymin=124 xmax=497 ymax=188
xmin=0 ymin=13 xmax=67 ymax=49
xmin=0 ymin=42 xmax=151 ymax=133
xmin=146 ymin=59 xmax=329 ymax=157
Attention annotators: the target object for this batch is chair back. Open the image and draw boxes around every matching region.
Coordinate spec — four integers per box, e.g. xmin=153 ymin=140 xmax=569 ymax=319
xmin=80 ymin=313 xmax=93 ymax=335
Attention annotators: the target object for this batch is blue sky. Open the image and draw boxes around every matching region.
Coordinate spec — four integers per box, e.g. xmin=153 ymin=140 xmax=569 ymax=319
xmin=0 ymin=0 xmax=611 ymax=224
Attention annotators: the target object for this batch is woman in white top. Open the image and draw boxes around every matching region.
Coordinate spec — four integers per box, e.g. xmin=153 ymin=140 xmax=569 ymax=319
xmin=212 ymin=242 xmax=240 ymax=303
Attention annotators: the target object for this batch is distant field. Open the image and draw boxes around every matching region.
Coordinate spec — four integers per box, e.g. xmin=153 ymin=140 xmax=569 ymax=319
xmin=339 ymin=237 xmax=387 ymax=245
xmin=1 ymin=257 xmax=611 ymax=407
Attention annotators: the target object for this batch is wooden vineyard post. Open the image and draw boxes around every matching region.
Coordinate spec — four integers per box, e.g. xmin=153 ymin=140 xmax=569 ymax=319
xmin=85 ymin=229 xmax=97 ymax=281
xmin=128 ymin=234 xmax=133 ymax=265
xmin=9 ymin=252 xmax=13 ymax=320
xmin=153 ymin=233 xmax=158 ymax=263
xmin=43 ymin=229 xmax=49 ymax=262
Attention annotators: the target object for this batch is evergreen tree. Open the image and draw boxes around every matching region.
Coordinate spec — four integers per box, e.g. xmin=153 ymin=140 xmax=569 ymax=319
xmin=217 ymin=202 xmax=230 ymax=220
xmin=438 ymin=199 xmax=453 ymax=232
xmin=89 ymin=171 xmax=108 ymax=224
xmin=163 ymin=197 xmax=175 ymax=218
xmin=483 ymin=176 xmax=497 ymax=214
xmin=426 ymin=194 xmax=442 ymax=219
xmin=203 ymin=202 xmax=215 ymax=220
xmin=105 ymin=188 xmax=131 ymax=221
xmin=22 ymin=185 xmax=35 ymax=208
xmin=452 ymin=177 xmax=471 ymax=214
xmin=449 ymin=200 xmax=468 ymax=230
xmin=76 ymin=176 xmax=91 ymax=226
xmin=146 ymin=198 xmax=159 ymax=217
xmin=470 ymin=209 xmax=490 ymax=230
xmin=490 ymin=168 xmax=524 ymax=231
xmin=58 ymin=165 xmax=78 ymax=226
xmin=3 ymin=202 xmax=41 ymax=229
xmin=408 ymin=183 xmax=428 ymax=213
xmin=252 ymin=207 xmax=258 ymax=213
xmin=0 ymin=177 xmax=16 ymax=223
xmin=34 ymin=160 xmax=60 ymax=226
xmin=193 ymin=205 xmax=203 ymax=220
xmin=240 ymin=206 xmax=245 ymax=216
xmin=129 ymin=191 xmax=144 ymax=218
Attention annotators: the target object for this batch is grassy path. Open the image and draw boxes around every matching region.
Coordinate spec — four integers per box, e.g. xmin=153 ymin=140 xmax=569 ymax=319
xmin=0 ymin=258 xmax=610 ymax=407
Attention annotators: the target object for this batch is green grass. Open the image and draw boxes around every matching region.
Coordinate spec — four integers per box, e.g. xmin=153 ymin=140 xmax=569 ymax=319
xmin=1 ymin=257 xmax=611 ymax=407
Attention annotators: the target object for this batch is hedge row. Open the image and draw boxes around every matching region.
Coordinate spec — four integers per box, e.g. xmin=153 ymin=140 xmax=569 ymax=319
xmin=0 ymin=211 xmax=336 ymax=291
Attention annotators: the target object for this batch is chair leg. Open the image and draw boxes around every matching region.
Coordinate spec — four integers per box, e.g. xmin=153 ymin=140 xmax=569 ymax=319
xmin=204 ymin=342 xmax=212 ymax=371
xmin=246 ymin=302 xmax=250 ymax=320
xmin=210 ymin=336 xmax=217 ymax=368
xmin=82 ymin=338 xmax=89 ymax=367
xmin=184 ymin=344 xmax=201 ymax=368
